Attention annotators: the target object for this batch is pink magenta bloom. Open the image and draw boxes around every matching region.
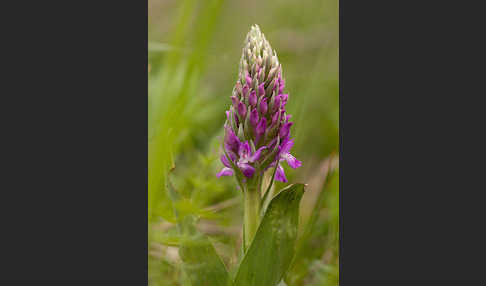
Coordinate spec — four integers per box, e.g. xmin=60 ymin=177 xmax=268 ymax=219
xmin=218 ymin=25 xmax=301 ymax=182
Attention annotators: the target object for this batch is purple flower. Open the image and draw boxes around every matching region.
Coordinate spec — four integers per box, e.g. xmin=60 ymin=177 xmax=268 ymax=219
xmin=279 ymin=122 xmax=293 ymax=140
xmin=273 ymin=94 xmax=281 ymax=113
xmin=217 ymin=154 xmax=234 ymax=177
xmin=224 ymin=126 xmax=239 ymax=152
xmin=259 ymin=97 xmax=268 ymax=115
xmin=278 ymin=138 xmax=301 ymax=169
xmin=218 ymin=24 xmax=301 ymax=183
xmin=250 ymin=108 xmax=259 ymax=126
xmin=217 ymin=139 xmax=267 ymax=179
xmin=237 ymin=101 xmax=247 ymax=120
xmin=246 ymin=73 xmax=252 ymax=87
xmin=242 ymin=84 xmax=249 ymax=100
xmin=255 ymin=117 xmax=267 ymax=145
xmin=278 ymin=73 xmax=285 ymax=94
xmin=281 ymin=93 xmax=289 ymax=105
xmin=258 ymin=83 xmax=265 ymax=97
xmin=275 ymin=164 xmax=287 ymax=183
xmin=263 ymin=138 xmax=301 ymax=182
xmin=217 ymin=167 xmax=234 ymax=178
xmin=249 ymin=90 xmax=257 ymax=107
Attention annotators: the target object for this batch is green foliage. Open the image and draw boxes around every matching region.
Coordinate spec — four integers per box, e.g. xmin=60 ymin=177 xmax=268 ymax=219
xmin=235 ymin=184 xmax=305 ymax=286
xmin=148 ymin=0 xmax=226 ymax=223
xmin=179 ymin=234 xmax=233 ymax=286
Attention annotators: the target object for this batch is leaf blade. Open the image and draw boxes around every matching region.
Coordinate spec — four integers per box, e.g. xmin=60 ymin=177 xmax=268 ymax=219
xmin=234 ymin=183 xmax=306 ymax=286
xmin=179 ymin=234 xmax=234 ymax=286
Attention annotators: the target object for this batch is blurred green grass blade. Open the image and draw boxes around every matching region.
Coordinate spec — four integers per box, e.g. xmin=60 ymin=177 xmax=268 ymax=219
xmin=234 ymin=184 xmax=306 ymax=286
xmin=179 ymin=234 xmax=234 ymax=286
xmin=148 ymin=0 xmax=225 ymax=224
xmin=300 ymin=167 xmax=337 ymax=247
xmin=286 ymin=168 xmax=339 ymax=285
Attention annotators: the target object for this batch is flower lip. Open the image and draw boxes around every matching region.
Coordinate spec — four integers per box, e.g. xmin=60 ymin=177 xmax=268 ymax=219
xmin=238 ymin=162 xmax=255 ymax=178
xmin=221 ymin=154 xmax=232 ymax=168
xmin=217 ymin=167 xmax=234 ymax=178
xmin=275 ymin=164 xmax=287 ymax=183
xmin=282 ymin=153 xmax=302 ymax=169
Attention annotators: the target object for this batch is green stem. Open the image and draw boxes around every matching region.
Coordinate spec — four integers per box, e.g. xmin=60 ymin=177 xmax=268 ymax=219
xmin=243 ymin=183 xmax=261 ymax=250
xmin=261 ymin=162 xmax=279 ymax=211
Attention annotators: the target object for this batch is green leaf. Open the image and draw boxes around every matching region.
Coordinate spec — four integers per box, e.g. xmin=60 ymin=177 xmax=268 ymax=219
xmin=234 ymin=183 xmax=306 ymax=286
xmin=179 ymin=233 xmax=234 ymax=286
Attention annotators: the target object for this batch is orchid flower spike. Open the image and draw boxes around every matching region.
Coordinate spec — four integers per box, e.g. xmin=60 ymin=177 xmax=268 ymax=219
xmin=217 ymin=24 xmax=301 ymax=184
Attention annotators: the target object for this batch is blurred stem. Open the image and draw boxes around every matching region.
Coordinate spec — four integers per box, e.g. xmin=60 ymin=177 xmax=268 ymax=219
xmin=243 ymin=178 xmax=261 ymax=250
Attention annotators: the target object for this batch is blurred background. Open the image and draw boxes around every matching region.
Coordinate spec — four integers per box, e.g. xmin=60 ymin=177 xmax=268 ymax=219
xmin=148 ymin=0 xmax=338 ymax=285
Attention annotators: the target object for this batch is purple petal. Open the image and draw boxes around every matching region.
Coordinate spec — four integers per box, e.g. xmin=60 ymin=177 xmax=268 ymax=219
xmin=274 ymin=164 xmax=288 ymax=183
xmin=271 ymin=112 xmax=279 ymax=126
xmin=249 ymin=146 xmax=267 ymax=163
xmin=258 ymin=83 xmax=265 ymax=97
xmin=238 ymin=101 xmax=247 ymax=119
xmin=278 ymin=78 xmax=285 ymax=94
xmin=279 ymin=122 xmax=293 ymax=139
xmin=217 ymin=167 xmax=234 ymax=178
xmin=220 ymin=154 xmax=232 ymax=168
xmin=279 ymin=138 xmax=294 ymax=155
xmin=249 ymin=90 xmax=257 ymax=107
xmin=237 ymin=162 xmax=255 ymax=178
xmin=273 ymin=95 xmax=281 ymax=112
xmin=238 ymin=141 xmax=251 ymax=158
xmin=282 ymin=152 xmax=301 ymax=169
xmin=256 ymin=117 xmax=267 ymax=143
xmin=259 ymin=97 xmax=268 ymax=115
xmin=234 ymin=111 xmax=239 ymax=126
xmin=246 ymin=73 xmax=252 ymax=87
xmin=281 ymin=93 xmax=288 ymax=105
xmin=242 ymin=85 xmax=249 ymax=99
xmin=285 ymin=114 xmax=292 ymax=123
xmin=224 ymin=127 xmax=240 ymax=152
xmin=250 ymin=108 xmax=259 ymax=126
xmin=226 ymin=150 xmax=238 ymax=161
